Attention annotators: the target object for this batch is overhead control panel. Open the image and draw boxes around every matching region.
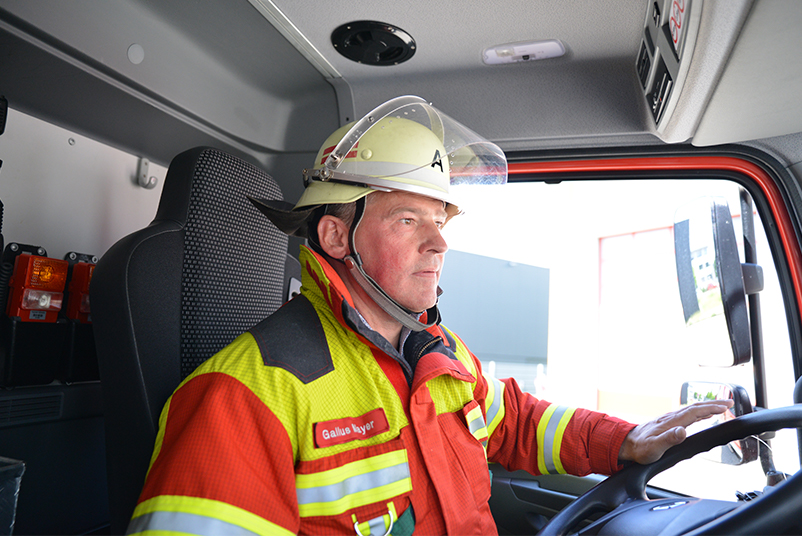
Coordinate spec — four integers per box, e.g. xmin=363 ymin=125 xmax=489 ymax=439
xmin=637 ymin=0 xmax=703 ymax=140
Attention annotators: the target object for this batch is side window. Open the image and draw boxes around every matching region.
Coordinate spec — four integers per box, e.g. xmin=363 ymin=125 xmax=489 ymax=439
xmin=438 ymin=178 xmax=799 ymax=499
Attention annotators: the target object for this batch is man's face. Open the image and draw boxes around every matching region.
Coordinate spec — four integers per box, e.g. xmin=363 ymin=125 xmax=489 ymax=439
xmin=354 ymin=191 xmax=449 ymax=313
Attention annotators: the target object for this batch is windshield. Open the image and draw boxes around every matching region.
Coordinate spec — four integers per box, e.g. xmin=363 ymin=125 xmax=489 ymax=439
xmin=438 ymin=178 xmax=799 ymax=500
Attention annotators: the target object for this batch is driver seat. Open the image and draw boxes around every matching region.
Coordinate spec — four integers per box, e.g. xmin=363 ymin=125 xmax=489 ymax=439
xmin=91 ymin=146 xmax=292 ymax=534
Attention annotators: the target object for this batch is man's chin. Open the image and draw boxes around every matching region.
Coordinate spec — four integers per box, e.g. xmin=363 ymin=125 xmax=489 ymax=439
xmin=405 ymin=299 xmax=438 ymax=315
xmin=396 ymin=288 xmax=440 ymax=315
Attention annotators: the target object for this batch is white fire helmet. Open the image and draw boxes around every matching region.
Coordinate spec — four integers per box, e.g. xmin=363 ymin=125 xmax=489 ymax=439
xmin=250 ymin=95 xmax=507 ymax=330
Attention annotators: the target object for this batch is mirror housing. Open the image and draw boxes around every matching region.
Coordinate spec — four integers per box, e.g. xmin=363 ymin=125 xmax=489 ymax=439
xmin=674 ymin=197 xmax=757 ymax=366
xmin=681 ymin=381 xmax=758 ymax=465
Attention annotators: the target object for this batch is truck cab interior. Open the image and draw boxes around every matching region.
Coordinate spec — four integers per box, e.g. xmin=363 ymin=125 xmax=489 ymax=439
xmin=1 ymin=1 xmax=802 ymax=534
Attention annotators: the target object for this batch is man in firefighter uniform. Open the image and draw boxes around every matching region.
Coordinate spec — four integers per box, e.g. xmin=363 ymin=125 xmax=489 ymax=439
xmin=128 ymin=96 xmax=731 ymax=535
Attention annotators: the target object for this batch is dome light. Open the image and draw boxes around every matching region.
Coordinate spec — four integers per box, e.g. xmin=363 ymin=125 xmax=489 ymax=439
xmin=483 ymin=39 xmax=565 ymax=65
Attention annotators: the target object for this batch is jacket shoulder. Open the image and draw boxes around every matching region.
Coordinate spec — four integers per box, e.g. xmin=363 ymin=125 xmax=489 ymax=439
xmin=249 ymin=294 xmax=334 ymax=384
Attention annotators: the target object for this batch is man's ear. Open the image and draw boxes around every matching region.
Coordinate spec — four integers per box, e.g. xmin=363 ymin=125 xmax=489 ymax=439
xmin=317 ymin=215 xmax=351 ymax=259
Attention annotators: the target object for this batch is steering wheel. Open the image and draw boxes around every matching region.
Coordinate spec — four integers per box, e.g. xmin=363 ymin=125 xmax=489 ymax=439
xmin=537 ymin=405 xmax=802 ymax=536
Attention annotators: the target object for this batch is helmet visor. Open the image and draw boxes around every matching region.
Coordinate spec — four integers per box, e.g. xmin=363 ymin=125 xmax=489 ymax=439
xmin=324 ymin=95 xmax=507 ymax=189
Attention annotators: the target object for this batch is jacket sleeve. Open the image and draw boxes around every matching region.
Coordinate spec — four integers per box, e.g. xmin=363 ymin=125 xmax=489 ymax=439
xmin=128 ymin=371 xmax=299 ymax=535
xmin=482 ymin=372 xmax=636 ymax=477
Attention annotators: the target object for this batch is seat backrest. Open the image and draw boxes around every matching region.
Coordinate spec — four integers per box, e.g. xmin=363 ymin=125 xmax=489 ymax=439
xmin=91 ymin=147 xmax=289 ymax=534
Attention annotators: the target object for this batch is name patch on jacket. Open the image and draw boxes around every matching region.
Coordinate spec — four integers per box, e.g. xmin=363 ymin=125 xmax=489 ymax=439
xmin=314 ymin=408 xmax=389 ymax=448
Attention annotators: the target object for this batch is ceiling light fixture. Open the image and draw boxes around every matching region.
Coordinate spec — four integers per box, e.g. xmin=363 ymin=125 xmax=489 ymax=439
xmin=482 ymin=39 xmax=565 ymax=65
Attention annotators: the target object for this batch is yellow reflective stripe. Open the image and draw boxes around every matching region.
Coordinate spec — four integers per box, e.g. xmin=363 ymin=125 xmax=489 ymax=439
xmin=466 ymin=404 xmax=489 ymax=444
xmin=388 ymin=502 xmax=398 ymax=524
xmin=536 ymin=404 xmax=557 ymax=474
xmin=296 ymin=450 xmax=407 ymax=488
xmin=299 ymin=478 xmax=410 ymax=518
xmin=465 ymin=404 xmax=484 ymax=432
xmin=551 ymin=407 xmax=576 ymax=474
xmin=130 ymin=495 xmax=292 ymax=536
xmin=295 ymin=450 xmax=412 ymax=517
xmin=473 ymin=427 xmax=489 ymax=444
xmin=483 ymin=372 xmax=506 ymax=439
xmin=536 ymin=405 xmax=576 ymax=475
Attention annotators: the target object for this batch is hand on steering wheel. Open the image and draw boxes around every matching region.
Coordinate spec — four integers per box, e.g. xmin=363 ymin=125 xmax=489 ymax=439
xmin=538 ymin=405 xmax=802 ymax=536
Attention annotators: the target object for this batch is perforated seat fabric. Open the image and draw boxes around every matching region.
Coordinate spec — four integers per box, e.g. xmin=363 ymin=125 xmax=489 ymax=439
xmin=91 ymin=147 xmax=289 ymax=534
xmin=177 ymin=151 xmax=287 ymax=376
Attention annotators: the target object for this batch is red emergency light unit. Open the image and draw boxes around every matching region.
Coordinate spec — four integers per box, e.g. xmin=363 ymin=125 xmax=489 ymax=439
xmin=66 ymin=262 xmax=94 ymax=323
xmin=6 ymin=254 xmax=69 ymax=322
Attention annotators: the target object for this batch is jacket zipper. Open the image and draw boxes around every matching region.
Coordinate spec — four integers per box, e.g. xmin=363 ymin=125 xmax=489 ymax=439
xmin=413 ymin=336 xmax=443 ymax=364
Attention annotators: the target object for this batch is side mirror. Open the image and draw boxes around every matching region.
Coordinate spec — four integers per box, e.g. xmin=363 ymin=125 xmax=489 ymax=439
xmin=680 ymin=381 xmax=758 ymax=465
xmin=673 ymin=197 xmax=762 ymax=366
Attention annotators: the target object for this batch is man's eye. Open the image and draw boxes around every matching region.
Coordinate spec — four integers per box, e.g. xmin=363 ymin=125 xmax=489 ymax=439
xmin=401 ymin=218 xmax=414 ymax=225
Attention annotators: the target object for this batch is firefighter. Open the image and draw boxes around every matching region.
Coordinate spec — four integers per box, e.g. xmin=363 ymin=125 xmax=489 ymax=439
xmin=129 ymin=96 xmax=731 ymax=535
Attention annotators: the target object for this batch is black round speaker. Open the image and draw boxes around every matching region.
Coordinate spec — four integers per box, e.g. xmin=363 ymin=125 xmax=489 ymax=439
xmin=331 ymin=21 xmax=416 ymax=66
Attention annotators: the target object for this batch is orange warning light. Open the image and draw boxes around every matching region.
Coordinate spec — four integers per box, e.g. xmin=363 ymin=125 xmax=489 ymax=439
xmin=7 ymin=254 xmax=70 ymax=322
xmin=26 ymin=257 xmax=69 ymax=291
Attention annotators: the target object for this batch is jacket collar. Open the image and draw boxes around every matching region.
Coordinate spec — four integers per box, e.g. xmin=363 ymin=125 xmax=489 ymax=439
xmin=298 ymin=246 xmax=466 ymax=387
xmin=299 ymin=246 xmax=411 ymax=376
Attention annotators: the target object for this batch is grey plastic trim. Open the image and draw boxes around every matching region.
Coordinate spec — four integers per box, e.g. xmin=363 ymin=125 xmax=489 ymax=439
xmin=247 ymin=0 xmax=341 ymax=79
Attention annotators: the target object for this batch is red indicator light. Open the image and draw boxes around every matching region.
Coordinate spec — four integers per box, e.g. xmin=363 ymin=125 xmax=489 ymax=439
xmin=66 ymin=262 xmax=94 ymax=323
xmin=7 ymin=254 xmax=70 ymax=322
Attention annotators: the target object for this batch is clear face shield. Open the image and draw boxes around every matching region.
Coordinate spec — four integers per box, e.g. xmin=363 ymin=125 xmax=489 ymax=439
xmin=301 ymin=96 xmax=508 ymax=332
xmin=302 ymin=95 xmax=508 ymax=206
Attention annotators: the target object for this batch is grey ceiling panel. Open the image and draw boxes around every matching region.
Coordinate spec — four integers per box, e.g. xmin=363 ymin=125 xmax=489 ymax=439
xmin=694 ymin=1 xmax=802 ymax=146
xmin=0 ymin=0 xmax=339 ymax=162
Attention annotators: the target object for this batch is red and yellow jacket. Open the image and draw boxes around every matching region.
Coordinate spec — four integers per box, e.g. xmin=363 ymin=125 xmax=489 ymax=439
xmin=128 ymin=246 xmax=635 ymax=535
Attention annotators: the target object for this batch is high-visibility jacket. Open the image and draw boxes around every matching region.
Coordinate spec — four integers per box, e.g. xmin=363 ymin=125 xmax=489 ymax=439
xmin=129 ymin=246 xmax=635 ymax=535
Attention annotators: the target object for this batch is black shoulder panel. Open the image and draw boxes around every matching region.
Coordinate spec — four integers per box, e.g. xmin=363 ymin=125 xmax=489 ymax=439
xmin=248 ymin=295 xmax=334 ymax=384
xmin=441 ymin=326 xmax=457 ymax=350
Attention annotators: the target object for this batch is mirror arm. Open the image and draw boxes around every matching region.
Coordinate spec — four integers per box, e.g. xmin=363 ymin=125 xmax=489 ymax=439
xmin=741 ymin=263 xmax=764 ymax=295
xmin=740 ymin=188 xmax=768 ymax=411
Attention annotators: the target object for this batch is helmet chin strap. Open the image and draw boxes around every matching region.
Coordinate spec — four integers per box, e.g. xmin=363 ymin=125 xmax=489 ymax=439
xmin=343 ymin=197 xmax=439 ymax=332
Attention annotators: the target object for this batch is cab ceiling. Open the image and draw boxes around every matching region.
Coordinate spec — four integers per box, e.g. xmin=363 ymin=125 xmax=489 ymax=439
xmin=2 ymin=0 xmax=802 ymax=170
xmin=257 ymin=0 xmax=654 ymax=149
xmin=0 ymin=0 xmax=657 ymax=167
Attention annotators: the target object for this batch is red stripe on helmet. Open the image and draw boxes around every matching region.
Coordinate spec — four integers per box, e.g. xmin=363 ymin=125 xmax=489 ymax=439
xmin=320 ymin=146 xmax=359 ymax=166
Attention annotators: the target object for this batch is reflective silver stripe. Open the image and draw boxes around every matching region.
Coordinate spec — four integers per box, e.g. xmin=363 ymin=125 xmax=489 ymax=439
xmin=468 ymin=413 xmax=486 ymax=435
xmin=296 ymin=462 xmax=410 ymax=506
xmin=127 ymin=510 xmax=261 ymax=536
xmin=542 ymin=405 xmax=571 ymax=474
xmin=486 ymin=376 xmax=503 ymax=426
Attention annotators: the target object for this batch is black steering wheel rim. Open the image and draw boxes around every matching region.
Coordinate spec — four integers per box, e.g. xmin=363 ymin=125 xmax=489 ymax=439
xmin=537 ymin=405 xmax=802 ymax=536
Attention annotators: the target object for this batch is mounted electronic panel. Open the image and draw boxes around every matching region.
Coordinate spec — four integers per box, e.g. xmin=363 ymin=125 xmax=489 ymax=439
xmin=637 ymin=0 xmax=703 ymax=137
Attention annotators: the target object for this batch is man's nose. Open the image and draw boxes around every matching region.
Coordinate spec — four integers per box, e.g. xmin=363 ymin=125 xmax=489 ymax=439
xmin=423 ymin=223 xmax=448 ymax=253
